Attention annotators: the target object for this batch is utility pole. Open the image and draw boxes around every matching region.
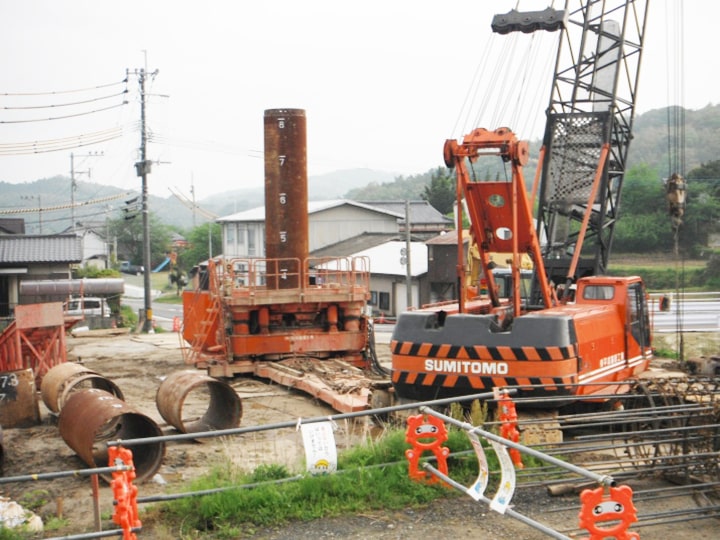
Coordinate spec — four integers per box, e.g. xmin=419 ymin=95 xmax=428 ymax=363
xmin=129 ymin=65 xmax=158 ymax=333
xmin=404 ymin=200 xmax=412 ymax=310
xmin=21 ymin=195 xmax=42 ymax=234
xmin=190 ymin=176 xmax=196 ymax=228
xmin=70 ymin=151 xmax=102 ymax=232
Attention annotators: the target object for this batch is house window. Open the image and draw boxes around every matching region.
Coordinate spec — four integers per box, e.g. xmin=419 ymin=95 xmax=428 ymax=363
xmin=248 ymin=227 xmax=256 ymax=256
xmin=226 ymin=224 xmax=235 ymax=250
xmin=237 ymin=225 xmax=246 ymax=248
xmin=379 ymin=292 xmax=390 ymax=311
xmin=369 ymin=291 xmax=378 ymax=306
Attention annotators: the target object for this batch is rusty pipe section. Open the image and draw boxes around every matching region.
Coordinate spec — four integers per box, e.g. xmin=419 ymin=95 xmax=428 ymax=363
xmin=40 ymin=363 xmax=124 ymax=414
xmin=264 ymin=108 xmax=308 ymax=289
xmin=20 ymin=278 xmax=125 ymax=295
xmin=156 ymin=370 xmax=242 ymax=437
xmin=58 ymin=389 xmax=165 ymax=483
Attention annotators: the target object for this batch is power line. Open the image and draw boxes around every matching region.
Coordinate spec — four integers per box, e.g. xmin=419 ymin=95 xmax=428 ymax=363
xmin=1 ymin=89 xmax=128 ymax=110
xmin=148 ymin=132 xmax=261 ymax=157
xmin=0 ymin=78 xmax=127 ymax=97
xmin=168 ymin=186 xmax=218 ymax=220
xmin=0 ymin=124 xmax=135 ymax=155
xmin=0 ymin=192 xmax=135 ymax=215
xmin=0 ymin=101 xmax=128 ymax=124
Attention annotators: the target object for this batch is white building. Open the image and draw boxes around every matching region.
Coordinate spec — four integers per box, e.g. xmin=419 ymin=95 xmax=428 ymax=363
xmin=218 ymin=200 xmax=402 ymax=258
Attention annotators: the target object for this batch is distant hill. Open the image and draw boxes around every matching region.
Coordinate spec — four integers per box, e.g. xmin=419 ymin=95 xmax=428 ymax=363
xmin=0 ymin=169 xmax=396 ymax=233
xmin=201 ymin=168 xmax=397 ymax=218
xmin=627 ymin=104 xmax=720 ymax=176
xmin=2 ymin=105 xmax=717 ymax=233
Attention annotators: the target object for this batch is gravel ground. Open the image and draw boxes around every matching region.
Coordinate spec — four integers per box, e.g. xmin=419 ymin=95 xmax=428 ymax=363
xmin=4 ymin=332 xmax=719 ymax=539
xmin=244 ymin=478 xmax=719 ymax=539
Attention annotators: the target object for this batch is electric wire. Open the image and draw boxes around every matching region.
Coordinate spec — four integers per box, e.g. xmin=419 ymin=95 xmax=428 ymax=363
xmin=148 ymin=132 xmax=252 ymax=157
xmin=0 ymin=101 xmax=128 ymax=124
xmin=15 ymin=205 xmax=130 ymax=228
xmin=0 ymin=192 xmax=135 ymax=215
xmin=1 ymin=89 xmax=128 ymax=111
xmin=0 ymin=123 xmax=139 ymax=155
xmin=0 ymin=78 xmax=127 ymax=97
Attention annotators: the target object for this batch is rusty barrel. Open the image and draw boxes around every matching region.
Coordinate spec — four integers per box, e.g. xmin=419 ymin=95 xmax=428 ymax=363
xmin=58 ymin=389 xmax=165 ymax=483
xmin=0 ymin=368 xmax=40 ymax=428
xmin=40 ymin=362 xmax=124 ymax=414
xmin=156 ymin=370 xmax=242 ymax=436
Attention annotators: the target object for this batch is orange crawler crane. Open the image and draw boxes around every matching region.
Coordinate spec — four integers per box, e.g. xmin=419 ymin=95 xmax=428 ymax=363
xmin=391 ymin=126 xmax=652 ymax=404
xmin=182 ymin=109 xmax=390 ymax=413
xmin=391 ymin=1 xmax=653 ymax=406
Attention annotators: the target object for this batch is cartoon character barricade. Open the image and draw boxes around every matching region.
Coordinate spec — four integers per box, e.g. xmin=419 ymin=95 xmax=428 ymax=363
xmin=403 ymin=394 xmax=639 ymax=540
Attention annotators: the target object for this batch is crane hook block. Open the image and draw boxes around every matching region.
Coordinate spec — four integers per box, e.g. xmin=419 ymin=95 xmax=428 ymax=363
xmin=492 ymin=8 xmax=567 ymax=35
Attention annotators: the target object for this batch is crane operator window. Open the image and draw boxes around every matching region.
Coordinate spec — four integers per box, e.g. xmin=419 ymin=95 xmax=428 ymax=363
xmin=582 ymin=285 xmax=615 ymax=301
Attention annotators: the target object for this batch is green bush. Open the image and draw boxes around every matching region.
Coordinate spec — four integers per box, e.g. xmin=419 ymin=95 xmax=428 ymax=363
xmin=119 ymin=304 xmax=138 ymax=329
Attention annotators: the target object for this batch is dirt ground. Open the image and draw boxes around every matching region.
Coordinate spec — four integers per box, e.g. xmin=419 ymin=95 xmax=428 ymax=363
xmin=1 ymin=330 xmax=718 ymax=538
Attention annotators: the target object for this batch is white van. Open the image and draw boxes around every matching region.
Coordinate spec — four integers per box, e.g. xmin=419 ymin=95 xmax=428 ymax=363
xmin=65 ymin=297 xmax=110 ymax=318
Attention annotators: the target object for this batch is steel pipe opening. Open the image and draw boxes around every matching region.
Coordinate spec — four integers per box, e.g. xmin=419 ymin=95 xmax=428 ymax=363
xmin=58 ymin=389 xmax=165 ymax=483
xmin=40 ymin=362 xmax=124 ymax=414
xmin=156 ymin=370 xmax=242 ymax=437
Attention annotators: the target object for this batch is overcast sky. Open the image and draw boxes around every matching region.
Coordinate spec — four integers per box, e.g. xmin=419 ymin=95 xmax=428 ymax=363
xmin=1 ymin=0 xmax=715 ymax=200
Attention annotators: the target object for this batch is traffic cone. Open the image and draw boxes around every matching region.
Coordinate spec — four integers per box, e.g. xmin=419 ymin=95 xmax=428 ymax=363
xmin=172 ymin=317 xmax=181 ymax=333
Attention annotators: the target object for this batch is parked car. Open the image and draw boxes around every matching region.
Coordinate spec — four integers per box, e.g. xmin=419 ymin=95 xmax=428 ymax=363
xmin=65 ymin=297 xmax=110 ymax=318
xmin=120 ymin=261 xmax=144 ymax=275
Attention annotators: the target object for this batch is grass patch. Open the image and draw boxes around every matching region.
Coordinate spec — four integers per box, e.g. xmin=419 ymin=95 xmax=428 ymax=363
xmin=608 ymin=264 xmax=705 ymax=290
xmin=145 ymin=426 xmax=499 ymax=538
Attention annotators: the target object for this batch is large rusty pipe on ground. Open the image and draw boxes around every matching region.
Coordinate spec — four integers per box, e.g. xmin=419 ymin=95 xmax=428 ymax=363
xmin=58 ymin=389 xmax=165 ymax=483
xmin=40 ymin=363 xmax=124 ymax=414
xmin=156 ymin=370 xmax=242 ymax=437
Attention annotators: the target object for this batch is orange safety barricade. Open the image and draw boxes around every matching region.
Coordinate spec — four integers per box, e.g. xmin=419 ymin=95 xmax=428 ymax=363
xmin=405 ymin=413 xmax=450 ymax=484
xmin=497 ymin=391 xmax=523 ymax=468
xmin=578 ymin=485 xmax=638 ymax=540
xmin=109 ymin=446 xmax=141 ymax=540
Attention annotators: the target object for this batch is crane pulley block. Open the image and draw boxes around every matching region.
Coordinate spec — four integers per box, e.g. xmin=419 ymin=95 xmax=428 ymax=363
xmin=491 ymin=7 xmax=567 ymax=35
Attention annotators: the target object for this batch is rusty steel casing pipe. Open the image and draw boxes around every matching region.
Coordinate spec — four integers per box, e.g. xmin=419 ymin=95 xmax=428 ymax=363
xmin=40 ymin=362 xmax=124 ymax=415
xmin=156 ymin=370 xmax=242 ymax=437
xmin=58 ymin=388 xmax=165 ymax=483
xmin=264 ymin=108 xmax=308 ymax=289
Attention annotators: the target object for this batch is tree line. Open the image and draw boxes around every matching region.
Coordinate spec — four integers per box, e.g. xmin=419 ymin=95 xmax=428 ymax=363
xmin=348 ymin=161 xmax=720 ymax=258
